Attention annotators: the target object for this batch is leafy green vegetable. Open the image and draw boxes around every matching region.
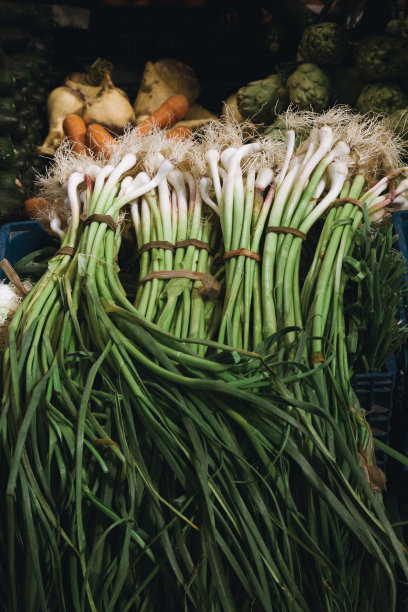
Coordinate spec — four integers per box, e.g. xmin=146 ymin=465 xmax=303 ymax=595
xmin=344 ymin=223 xmax=408 ymax=373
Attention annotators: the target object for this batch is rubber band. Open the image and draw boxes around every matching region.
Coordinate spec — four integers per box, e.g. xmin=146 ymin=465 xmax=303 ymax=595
xmin=329 ymin=197 xmax=365 ymax=210
xmin=389 ymin=179 xmax=396 ymax=201
xmin=223 ymin=248 xmax=261 ymax=262
xmin=138 ymin=239 xmax=214 ymax=257
xmin=310 ymin=352 xmax=325 ymax=365
xmin=135 ymin=270 xmax=221 ymax=299
xmin=54 ymin=246 xmax=76 ymax=257
xmin=265 ymin=226 xmax=307 ymax=241
xmin=176 ymin=239 xmax=213 ymax=254
xmin=83 ymin=214 xmax=118 ymax=232
xmin=373 ymin=179 xmax=397 ymax=209
xmin=0 ymin=258 xmax=30 ymax=297
xmin=137 ymin=241 xmax=175 ymax=257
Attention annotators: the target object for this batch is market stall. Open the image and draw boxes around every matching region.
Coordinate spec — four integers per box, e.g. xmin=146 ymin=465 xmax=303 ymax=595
xmin=1 ymin=1 xmax=408 ymax=611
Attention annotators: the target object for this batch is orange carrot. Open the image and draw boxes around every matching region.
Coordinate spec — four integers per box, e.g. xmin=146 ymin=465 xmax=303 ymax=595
xmin=166 ymin=125 xmax=192 ymax=141
xmin=137 ymin=94 xmax=189 ymax=137
xmin=62 ymin=114 xmax=87 ymax=155
xmin=23 ymin=197 xmax=49 ymax=219
xmin=86 ymin=123 xmax=118 ymax=159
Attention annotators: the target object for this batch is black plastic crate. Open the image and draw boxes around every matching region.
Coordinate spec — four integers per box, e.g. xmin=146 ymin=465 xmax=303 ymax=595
xmin=351 ymin=354 xmax=397 ymax=470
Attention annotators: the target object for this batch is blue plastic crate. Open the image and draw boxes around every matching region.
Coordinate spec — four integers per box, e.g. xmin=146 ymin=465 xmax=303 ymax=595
xmin=0 ymin=221 xmax=57 ymax=281
xmin=393 ymin=211 xmax=408 ymax=369
xmin=393 ymin=211 xmax=408 ymax=283
xmin=351 ymin=354 xmax=397 ymax=470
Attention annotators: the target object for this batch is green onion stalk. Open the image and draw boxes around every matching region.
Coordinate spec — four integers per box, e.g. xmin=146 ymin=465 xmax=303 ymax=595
xmin=1 ymin=120 xmax=408 ymax=611
xmin=132 ymin=166 xmax=221 ymax=352
xmin=302 ymin=172 xmax=406 ymax=466
xmin=215 ymin=151 xmax=276 ymax=350
xmin=256 ymin=120 xmax=406 ymax=491
xmin=204 ymin=141 xmax=280 ymax=351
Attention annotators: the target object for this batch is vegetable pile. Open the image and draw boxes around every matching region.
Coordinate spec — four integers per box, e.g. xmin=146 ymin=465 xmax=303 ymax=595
xmin=233 ymin=10 xmax=408 ymax=142
xmin=0 ymin=1 xmax=55 ymax=223
xmin=39 ymin=57 xmax=211 ymax=160
xmin=1 ymin=108 xmax=408 ymax=611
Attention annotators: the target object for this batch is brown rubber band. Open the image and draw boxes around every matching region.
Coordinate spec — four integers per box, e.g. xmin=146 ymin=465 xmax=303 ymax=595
xmin=83 ymin=214 xmax=118 ymax=232
xmin=0 ymin=258 xmax=29 ymax=297
xmin=55 ymin=246 xmax=76 ymax=257
xmin=310 ymin=352 xmax=325 ymax=365
xmin=330 ymin=197 xmax=364 ymax=210
xmin=265 ymin=226 xmax=307 ymax=241
xmin=92 ymin=438 xmax=121 ymax=450
xmin=389 ymin=179 xmax=396 ymax=201
xmin=138 ymin=241 xmax=175 ymax=257
xmin=223 ymin=248 xmax=261 ymax=262
xmin=135 ymin=270 xmax=221 ymax=299
xmin=374 ymin=179 xmax=397 ymax=209
xmin=176 ymin=239 xmax=213 ymax=254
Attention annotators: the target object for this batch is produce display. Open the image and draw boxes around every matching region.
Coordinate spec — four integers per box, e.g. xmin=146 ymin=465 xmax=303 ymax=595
xmin=1 ymin=1 xmax=408 ymax=611
xmin=0 ymin=1 xmax=54 ymax=222
xmin=236 ymin=11 xmax=408 ymax=136
xmin=39 ymin=58 xmax=212 ymax=160
xmin=0 ymin=108 xmax=408 ymax=610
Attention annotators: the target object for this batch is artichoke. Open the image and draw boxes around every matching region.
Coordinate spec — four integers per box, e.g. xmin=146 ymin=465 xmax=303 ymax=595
xmin=331 ymin=66 xmax=365 ymax=107
xmin=286 ymin=63 xmax=330 ymax=112
xmin=263 ymin=116 xmax=307 ymax=146
xmin=356 ymin=83 xmax=407 ymax=115
xmin=386 ymin=12 xmax=408 ymax=40
xmin=298 ymin=21 xmax=348 ymax=67
xmin=263 ymin=116 xmax=287 ymax=141
xmin=236 ymin=74 xmax=289 ymax=123
xmin=355 ymin=34 xmax=407 ymax=82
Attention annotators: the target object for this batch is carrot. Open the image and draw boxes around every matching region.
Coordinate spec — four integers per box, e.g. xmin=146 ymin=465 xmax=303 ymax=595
xmin=86 ymin=123 xmax=118 ymax=160
xmin=62 ymin=114 xmax=87 ymax=155
xmin=137 ymin=94 xmax=189 ymax=137
xmin=166 ymin=125 xmax=192 ymax=141
xmin=23 ymin=198 xmax=49 ymax=219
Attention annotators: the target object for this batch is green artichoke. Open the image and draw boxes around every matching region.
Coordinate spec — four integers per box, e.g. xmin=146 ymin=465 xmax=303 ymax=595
xmin=331 ymin=66 xmax=365 ymax=107
xmin=355 ymin=34 xmax=407 ymax=82
xmin=286 ymin=63 xmax=330 ymax=112
xmin=263 ymin=116 xmax=286 ymax=141
xmin=298 ymin=21 xmax=348 ymax=67
xmin=356 ymin=83 xmax=407 ymax=115
xmin=263 ymin=116 xmax=307 ymax=146
xmin=386 ymin=12 xmax=408 ymax=40
xmin=236 ymin=74 xmax=289 ymax=123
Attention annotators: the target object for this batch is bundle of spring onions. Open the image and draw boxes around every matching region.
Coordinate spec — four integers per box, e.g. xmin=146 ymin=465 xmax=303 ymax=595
xmin=1 ymin=108 xmax=408 ymax=612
